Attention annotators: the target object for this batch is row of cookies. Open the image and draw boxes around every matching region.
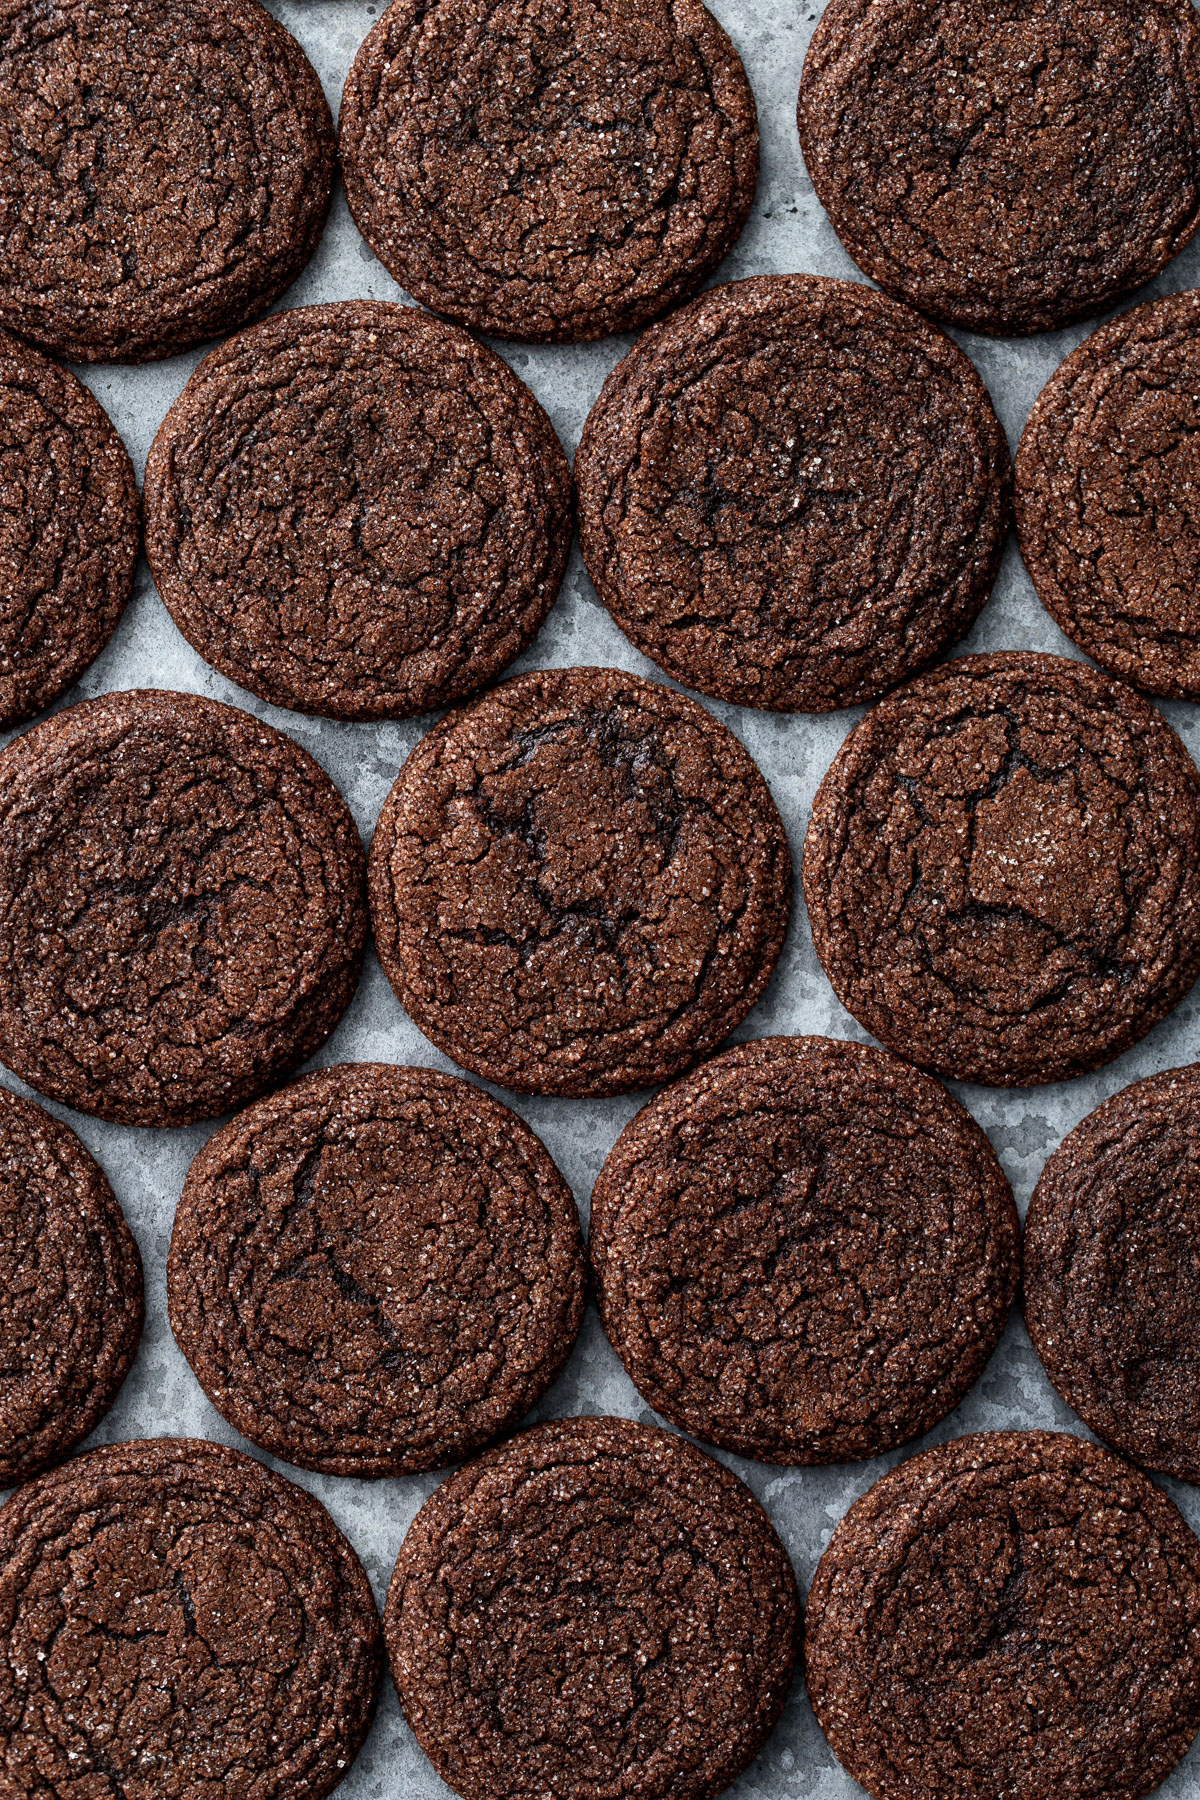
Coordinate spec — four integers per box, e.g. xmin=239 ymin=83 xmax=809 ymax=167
xmin=7 ymin=1040 xmax=1200 ymax=1493
xmin=2 ymin=638 xmax=1197 ymax=1133
xmin=6 ymin=0 xmax=1200 ymax=362
xmin=7 ymin=1418 xmax=1198 ymax=1800
xmin=5 ymin=273 xmax=1199 ymax=744
xmin=6 ymin=1033 xmax=1200 ymax=1799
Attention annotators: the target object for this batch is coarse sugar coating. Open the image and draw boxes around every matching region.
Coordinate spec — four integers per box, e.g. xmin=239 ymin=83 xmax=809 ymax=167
xmin=803 ymin=652 xmax=1200 ymax=1086
xmin=590 ymin=1034 xmax=1019 ymax=1461
xmin=339 ymin=0 xmax=758 ymax=342
xmin=805 ymin=1430 xmax=1200 ymax=1800
xmin=368 ymin=665 xmax=791 ymax=1096
xmin=169 ymin=1062 xmax=585 ymax=1476
xmin=386 ymin=1414 xmax=799 ymax=1800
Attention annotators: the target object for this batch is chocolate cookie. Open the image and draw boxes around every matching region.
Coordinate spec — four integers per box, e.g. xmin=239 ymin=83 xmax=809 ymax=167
xmin=1017 ymin=291 xmax=1200 ymax=700
xmin=805 ymin=1431 xmax=1200 ymax=1800
xmin=144 ymin=303 xmax=572 ymax=720
xmin=0 ymin=690 xmax=365 ymax=1128
xmin=0 ymin=1438 xmax=381 ymax=1799
xmin=0 ymin=333 xmax=139 ymax=728
xmin=1026 ymin=1063 xmax=1200 ymax=1485
xmin=0 ymin=0 xmax=334 ymax=363
xmin=797 ymin=0 xmax=1200 ymax=336
xmin=368 ymin=666 xmax=791 ymax=1097
xmin=0 ymin=1086 xmax=142 ymax=1488
xmin=577 ymin=275 xmax=1011 ymax=711
xmin=803 ymin=652 xmax=1200 ymax=1087
xmin=590 ymin=1035 xmax=1019 ymax=1463
xmin=386 ymin=1415 xmax=799 ymax=1800
xmin=169 ymin=1063 xmax=585 ymax=1477
xmin=338 ymin=0 xmax=758 ymax=343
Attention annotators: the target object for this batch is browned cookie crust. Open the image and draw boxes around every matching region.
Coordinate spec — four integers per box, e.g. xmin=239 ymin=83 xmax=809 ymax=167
xmin=1017 ymin=291 xmax=1200 ymax=699
xmin=169 ymin=1063 xmax=585 ymax=1477
xmin=0 ymin=690 xmax=366 ymax=1128
xmin=0 ymin=333 xmax=139 ymax=728
xmin=144 ymin=303 xmax=572 ymax=720
xmin=1026 ymin=1063 xmax=1200 ymax=1485
xmin=590 ymin=1036 xmax=1019 ymax=1463
xmin=386 ymin=1415 xmax=799 ymax=1800
xmin=338 ymin=0 xmax=758 ymax=343
xmin=805 ymin=1431 xmax=1200 ymax=1800
xmin=797 ymin=0 xmax=1200 ymax=337
xmin=0 ymin=0 xmax=334 ymax=363
xmin=0 ymin=1086 xmax=141 ymax=1488
xmin=576 ymin=275 xmax=1011 ymax=711
xmin=803 ymin=652 xmax=1200 ymax=1087
xmin=0 ymin=1438 xmax=381 ymax=1799
xmin=368 ymin=666 xmax=791 ymax=1096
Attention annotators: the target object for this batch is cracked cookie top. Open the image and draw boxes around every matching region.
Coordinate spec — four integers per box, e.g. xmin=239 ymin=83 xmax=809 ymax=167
xmin=0 ymin=690 xmax=366 ymax=1127
xmin=0 ymin=0 xmax=334 ymax=363
xmin=338 ymin=0 xmax=758 ymax=343
xmin=0 ymin=332 xmax=139 ymax=728
xmin=1026 ymin=1061 xmax=1200 ymax=1484
xmin=576 ymin=275 xmax=1011 ymax=711
xmin=803 ymin=652 xmax=1200 ymax=1086
xmin=1017 ymin=290 xmax=1200 ymax=699
xmin=144 ymin=303 xmax=573 ymax=720
xmin=0 ymin=1086 xmax=142 ymax=1488
xmin=798 ymin=0 xmax=1200 ymax=336
xmin=386 ymin=1414 xmax=799 ymax=1800
xmin=168 ymin=1063 xmax=585 ymax=1477
xmin=368 ymin=666 xmax=792 ymax=1096
xmin=0 ymin=1438 xmax=381 ymax=1800
xmin=805 ymin=1431 xmax=1200 ymax=1800
xmin=590 ymin=1035 xmax=1019 ymax=1463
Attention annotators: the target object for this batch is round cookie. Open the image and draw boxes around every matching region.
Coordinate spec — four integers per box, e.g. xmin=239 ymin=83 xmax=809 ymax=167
xmin=0 ymin=332 xmax=139 ymax=728
xmin=0 ymin=689 xmax=366 ymax=1128
xmin=144 ymin=303 xmax=572 ymax=720
xmin=1026 ymin=1063 xmax=1200 ymax=1485
xmin=577 ymin=275 xmax=1011 ymax=711
xmin=805 ymin=1431 xmax=1200 ymax=1800
xmin=0 ymin=1085 xmax=142 ymax=1488
xmin=338 ymin=0 xmax=758 ymax=343
xmin=797 ymin=0 xmax=1200 ymax=337
xmin=386 ymin=1415 xmax=799 ymax=1800
xmin=368 ymin=666 xmax=792 ymax=1097
xmin=169 ymin=1063 xmax=586 ymax=1477
xmin=1017 ymin=291 xmax=1200 ymax=700
xmin=590 ymin=1035 xmax=1019 ymax=1463
xmin=0 ymin=1438 xmax=381 ymax=1799
xmin=802 ymin=652 xmax=1200 ymax=1087
xmin=0 ymin=0 xmax=334 ymax=363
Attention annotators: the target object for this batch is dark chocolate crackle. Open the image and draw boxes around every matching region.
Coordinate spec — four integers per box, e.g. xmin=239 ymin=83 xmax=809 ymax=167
xmin=576 ymin=275 xmax=1011 ymax=711
xmin=144 ymin=302 xmax=573 ymax=720
xmin=0 ymin=1438 xmax=381 ymax=1800
xmin=338 ymin=0 xmax=759 ymax=343
xmin=1026 ymin=1062 xmax=1200 ymax=1485
xmin=798 ymin=0 xmax=1200 ymax=337
xmin=590 ymin=1035 xmax=1019 ymax=1463
xmin=0 ymin=690 xmax=366 ymax=1128
xmin=0 ymin=0 xmax=334 ymax=363
xmin=0 ymin=332 xmax=139 ymax=729
xmin=803 ymin=652 xmax=1200 ymax=1087
xmin=169 ymin=1063 xmax=585 ymax=1477
xmin=386 ymin=1415 xmax=799 ymax=1800
xmin=805 ymin=1431 xmax=1200 ymax=1800
xmin=368 ymin=666 xmax=792 ymax=1097
xmin=0 ymin=1085 xmax=142 ymax=1488
xmin=1017 ymin=290 xmax=1200 ymax=700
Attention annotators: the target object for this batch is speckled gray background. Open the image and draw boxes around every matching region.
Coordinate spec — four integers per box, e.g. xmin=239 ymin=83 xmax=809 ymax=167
xmin=6 ymin=1 xmax=1200 ymax=1794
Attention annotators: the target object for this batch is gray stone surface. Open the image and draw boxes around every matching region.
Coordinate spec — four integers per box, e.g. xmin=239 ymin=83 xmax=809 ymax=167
xmin=6 ymin=1 xmax=1200 ymax=1794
